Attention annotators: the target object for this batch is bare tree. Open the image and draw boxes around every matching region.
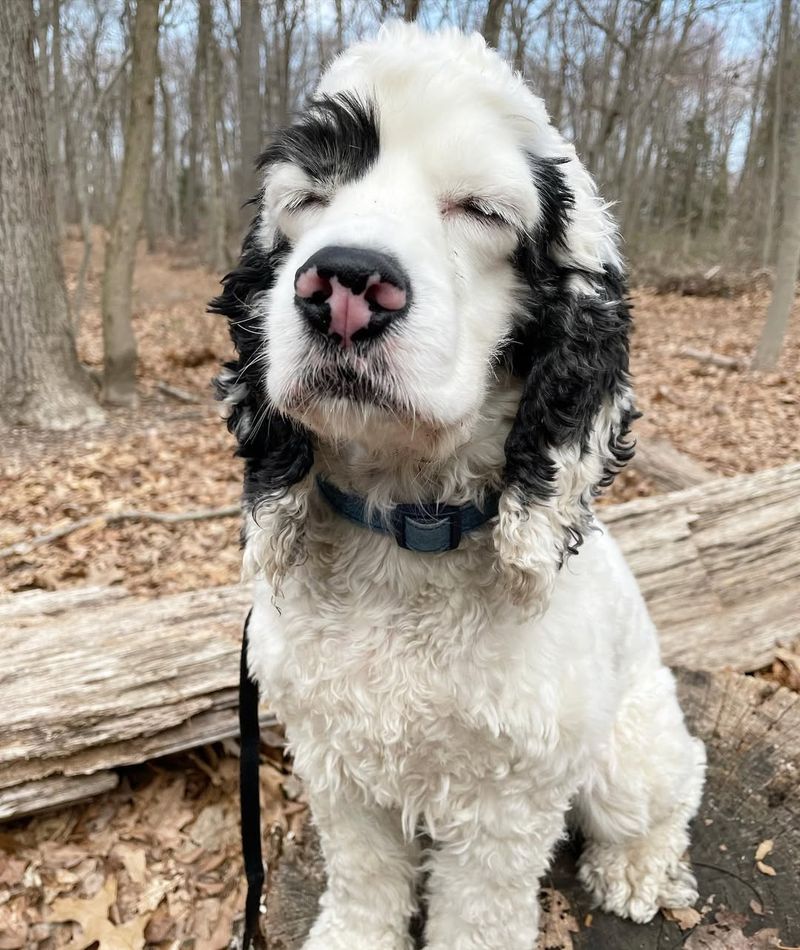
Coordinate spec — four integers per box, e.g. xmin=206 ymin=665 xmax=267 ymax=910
xmin=100 ymin=0 xmax=161 ymax=406
xmin=752 ymin=110 xmax=800 ymax=371
xmin=238 ymin=0 xmax=263 ymax=225
xmin=762 ymin=0 xmax=791 ymax=267
xmin=403 ymin=0 xmax=421 ymax=19
xmin=0 ymin=0 xmax=101 ymax=429
xmin=199 ymin=0 xmax=227 ymax=272
xmin=482 ymin=0 xmax=507 ymax=47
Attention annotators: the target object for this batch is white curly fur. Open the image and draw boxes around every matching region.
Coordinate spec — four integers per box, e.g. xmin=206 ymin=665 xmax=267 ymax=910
xmin=242 ymin=23 xmax=706 ymax=949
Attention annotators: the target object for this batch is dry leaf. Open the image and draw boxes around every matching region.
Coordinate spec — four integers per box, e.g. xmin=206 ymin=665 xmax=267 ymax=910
xmin=755 ymin=839 xmax=774 ymax=862
xmin=114 ymin=843 xmax=147 ymax=885
xmin=684 ymin=912 xmax=782 ymax=950
xmin=538 ymin=888 xmax=580 ymax=950
xmin=663 ymin=905 xmax=703 ymax=931
xmin=48 ymin=876 xmax=150 ymax=950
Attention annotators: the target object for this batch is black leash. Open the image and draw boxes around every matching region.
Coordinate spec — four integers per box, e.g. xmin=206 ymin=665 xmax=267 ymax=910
xmin=239 ymin=609 xmax=266 ymax=949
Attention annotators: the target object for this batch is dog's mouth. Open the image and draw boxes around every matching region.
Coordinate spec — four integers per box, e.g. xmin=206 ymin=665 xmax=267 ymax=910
xmin=282 ymin=343 xmax=410 ymax=421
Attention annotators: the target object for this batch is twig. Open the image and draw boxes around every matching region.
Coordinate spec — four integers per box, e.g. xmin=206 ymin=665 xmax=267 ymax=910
xmin=156 ymin=380 xmax=204 ymax=404
xmin=0 ymin=505 xmax=241 ymax=559
xmin=679 ymin=346 xmax=747 ymax=371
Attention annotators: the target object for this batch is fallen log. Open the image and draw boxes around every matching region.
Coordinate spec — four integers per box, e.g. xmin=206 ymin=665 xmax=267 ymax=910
xmin=678 ymin=345 xmax=747 ymax=371
xmin=262 ymin=669 xmax=800 ymax=950
xmin=0 ymin=585 xmax=276 ymax=818
xmin=629 ymin=436 xmax=714 ymax=492
xmin=0 ymin=462 xmax=798 ymax=821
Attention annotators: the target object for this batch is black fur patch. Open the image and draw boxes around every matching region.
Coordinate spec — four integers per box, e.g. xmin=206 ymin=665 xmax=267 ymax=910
xmin=258 ymin=92 xmax=380 ymax=188
xmin=503 ymin=266 xmax=633 ymax=497
xmin=210 ymin=226 xmax=313 ymax=508
xmin=529 ymin=155 xmax=573 ymax=254
xmin=502 ymin=155 xmax=635 ymax=555
xmin=212 ymin=94 xmax=379 ymax=512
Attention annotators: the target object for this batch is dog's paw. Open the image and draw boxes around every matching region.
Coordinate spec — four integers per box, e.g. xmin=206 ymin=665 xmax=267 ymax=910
xmin=578 ymin=840 xmax=699 ymax=924
xmin=302 ymin=911 xmax=413 ymax=950
xmin=303 ymin=934 xmax=412 ymax=950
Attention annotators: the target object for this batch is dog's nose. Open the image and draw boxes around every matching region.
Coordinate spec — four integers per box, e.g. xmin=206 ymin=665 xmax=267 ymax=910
xmin=294 ymin=246 xmax=410 ymax=347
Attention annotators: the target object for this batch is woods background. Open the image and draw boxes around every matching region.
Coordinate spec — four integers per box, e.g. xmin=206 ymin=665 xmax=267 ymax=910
xmin=1 ymin=0 xmax=799 ymax=947
xmin=27 ymin=0 xmax=800 ymax=271
xmin=0 ymin=0 xmax=798 ymax=427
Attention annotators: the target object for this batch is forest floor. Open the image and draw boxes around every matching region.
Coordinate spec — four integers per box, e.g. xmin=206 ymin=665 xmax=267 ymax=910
xmin=1 ymin=232 xmax=799 ymax=948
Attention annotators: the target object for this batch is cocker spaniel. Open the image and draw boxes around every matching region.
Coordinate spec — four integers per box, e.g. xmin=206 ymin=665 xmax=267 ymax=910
xmin=213 ymin=23 xmax=706 ymax=950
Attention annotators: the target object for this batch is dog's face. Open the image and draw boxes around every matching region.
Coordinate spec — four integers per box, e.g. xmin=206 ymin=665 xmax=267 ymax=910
xmin=214 ymin=24 xmax=635 ymax=599
xmin=261 ymin=83 xmax=539 ymax=447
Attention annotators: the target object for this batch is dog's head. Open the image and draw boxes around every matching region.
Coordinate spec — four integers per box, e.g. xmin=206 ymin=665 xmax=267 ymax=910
xmin=213 ymin=24 xmax=635 ymax=603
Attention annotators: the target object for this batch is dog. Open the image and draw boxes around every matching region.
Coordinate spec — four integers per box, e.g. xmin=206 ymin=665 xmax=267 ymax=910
xmin=212 ymin=22 xmax=706 ymax=950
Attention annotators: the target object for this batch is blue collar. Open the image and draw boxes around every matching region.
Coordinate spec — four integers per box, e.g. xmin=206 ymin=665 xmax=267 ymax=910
xmin=316 ymin=476 xmax=500 ymax=553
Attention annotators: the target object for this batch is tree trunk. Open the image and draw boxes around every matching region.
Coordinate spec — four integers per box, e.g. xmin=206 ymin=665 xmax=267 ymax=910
xmin=752 ymin=110 xmax=800 ymax=370
xmin=100 ymin=0 xmax=160 ymax=407
xmin=200 ymin=0 xmax=228 ymax=273
xmin=238 ymin=0 xmax=262 ymax=227
xmin=403 ymin=0 xmax=421 ymax=21
xmin=482 ymin=0 xmax=507 ymax=48
xmin=0 ymin=0 xmax=101 ymax=430
xmin=184 ymin=29 xmax=203 ymax=243
xmin=50 ymin=0 xmax=65 ymax=235
xmin=159 ymin=64 xmax=179 ymax=240
xmin=762 ymin=0 xmax=790 ymax=267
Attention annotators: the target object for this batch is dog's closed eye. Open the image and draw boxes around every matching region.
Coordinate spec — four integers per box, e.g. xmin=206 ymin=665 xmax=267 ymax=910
xmin=441 ymin=196 xmax=515 ymax=229
xmin=284 ymin=191 xmax=330 ymax=214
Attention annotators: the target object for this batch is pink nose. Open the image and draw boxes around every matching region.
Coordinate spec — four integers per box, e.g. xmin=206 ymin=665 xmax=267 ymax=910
xmin=294 ymin=246 xmax=410 ymax=347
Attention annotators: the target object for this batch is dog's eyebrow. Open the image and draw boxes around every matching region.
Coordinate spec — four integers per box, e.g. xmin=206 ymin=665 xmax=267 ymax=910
xmin=259 ymin=93 xmax=380 ymax=187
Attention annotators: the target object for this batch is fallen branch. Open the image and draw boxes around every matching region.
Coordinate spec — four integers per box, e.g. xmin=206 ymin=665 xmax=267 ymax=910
xmin=156 ymin=380 xmax=204 ymax=404
xmin=631 ymin=437 xmax=713 ymax=492
xmin=679 ymin=346 xmax=747 ymax=370
xmin=0 ymin=505 xmax=241 ymax=559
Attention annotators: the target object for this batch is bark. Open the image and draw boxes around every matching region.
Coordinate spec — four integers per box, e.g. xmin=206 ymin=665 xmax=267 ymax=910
xmin=333 ymin=0 xmax=344 ymax=51
xmin=0 ymin=0 xmax=101 ymax=430
xmin=73 ymin=48 xmax=133 ymax=331
xmin=184 ymin=26 xmax=203 ymax=242
xmin=100 ymin=0 xmax=160 ymax=406
xmin=50 ymin=0 xmax=65 ymax=234
xmin=761 ymin=0 xmax=791 ymax=267
xmin=0 ymin=584 xmax=275 ymax=821
xmin=200 ymin=0 xmax=228 ymax=272
xmin=752 ymin=109 xmax=800 ymax=370
xmin=159 ymin=63 xmax=179 ymax=239
xmin=482 ymin=0 xmax=507 ymax=48
xmin=629 ymin=437 xmax=712 ymax=492
xmin=238 ymin=0 xmax=263 ymax=225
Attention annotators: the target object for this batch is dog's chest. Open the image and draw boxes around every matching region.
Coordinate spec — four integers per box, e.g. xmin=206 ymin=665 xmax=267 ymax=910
xmin=249 ymin=569 xmax=588 ymax=812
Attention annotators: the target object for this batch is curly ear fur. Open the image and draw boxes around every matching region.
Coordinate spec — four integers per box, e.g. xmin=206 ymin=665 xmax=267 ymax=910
xmin=211 ymin=93 xmax=382 ymax=592
xmin=210 ymin=221 xmax=314 ymax=589
xmin=495 ymin=157 xmax=636 ymax=608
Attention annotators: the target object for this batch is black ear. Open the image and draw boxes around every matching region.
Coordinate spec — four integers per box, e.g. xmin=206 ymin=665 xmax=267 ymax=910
xmin=210 ymin=222 xmax=313 ymax=510
xmin=502 ymin=157 xmax=636 ymax=560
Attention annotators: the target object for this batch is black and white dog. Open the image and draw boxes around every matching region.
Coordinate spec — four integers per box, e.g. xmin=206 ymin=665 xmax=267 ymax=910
xmin=213 ymin=23 xmax=705 ymax=950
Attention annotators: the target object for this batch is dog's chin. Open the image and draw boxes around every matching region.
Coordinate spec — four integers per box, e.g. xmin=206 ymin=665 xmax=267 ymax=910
xmin=278 ymin=375 xmax=468 ymax=458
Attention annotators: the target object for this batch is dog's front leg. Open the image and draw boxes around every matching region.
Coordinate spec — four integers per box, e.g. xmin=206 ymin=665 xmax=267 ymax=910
xmin=424 ymin=793 xmax=568 ymax=950
xmin=302 ymin=788 xmax=420 ymax=950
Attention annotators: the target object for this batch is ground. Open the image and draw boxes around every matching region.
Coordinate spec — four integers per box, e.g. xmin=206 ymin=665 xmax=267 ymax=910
xmin=0 ymin=232 xmax=798 ymax=948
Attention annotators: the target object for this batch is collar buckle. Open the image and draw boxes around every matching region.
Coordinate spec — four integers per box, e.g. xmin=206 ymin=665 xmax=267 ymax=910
xmin=395 ymin=505 xmax=462 ymax=553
